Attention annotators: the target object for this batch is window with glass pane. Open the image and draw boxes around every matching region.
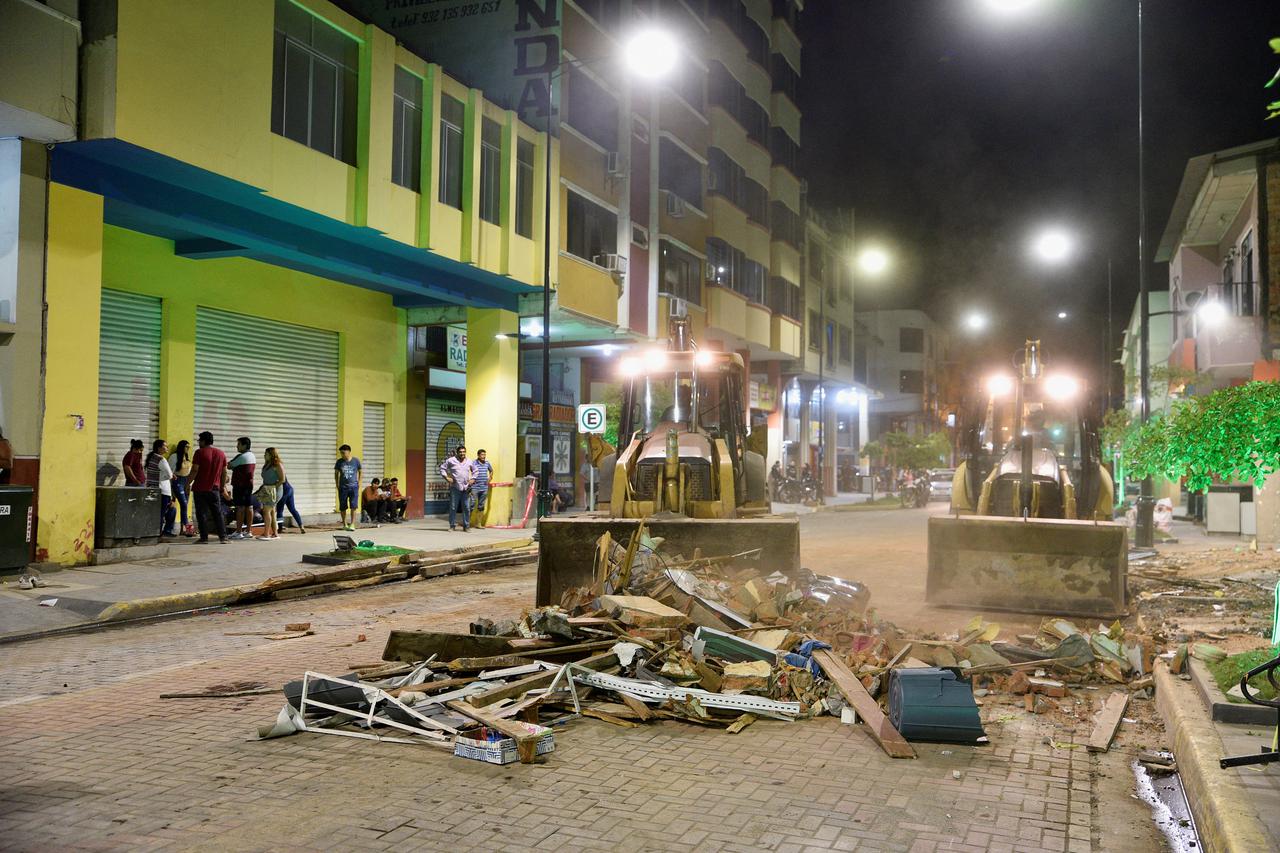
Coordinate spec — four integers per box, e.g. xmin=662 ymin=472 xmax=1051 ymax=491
xmin=839 ymin=326 xmax=852 ymax=364
xmin=899 ymin=370 xmax=924 ymax=394
xmin=392 ymin=67 xmax=423 ymax=190
xmin=480 ymin=118 xmax=502 ymax=225
xmin=566 ymin=190 xmax=617 ymax=264
xmin=659 ymin=139 xmax=702 ymax=208
xmin=565 ymin=73 xmax=619 ymax=151
xmin=516 ymin=138 xmax=535 ymax=238
xmin=270 ymin=0 xmax=358 ymax=164
xmin=808 ymin=309 xmax=821 ymax=351
xmin=899 ymin=327 xmax=924 ymax=353
xmin=438 ymin=95 xmax=465 ymax=209
xmin=659 ymin=240 xmax=701 ymax=305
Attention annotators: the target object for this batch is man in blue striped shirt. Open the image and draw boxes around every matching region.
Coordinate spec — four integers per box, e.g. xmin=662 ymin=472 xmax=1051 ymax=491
xmin=471 ymin=448 xmax=495 ymax=528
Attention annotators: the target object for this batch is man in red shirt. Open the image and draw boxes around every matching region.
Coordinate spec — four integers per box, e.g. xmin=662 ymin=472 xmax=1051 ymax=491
xmin=188 ymin=431 xmax=228 ymax=544
xmin=122 ymin=439 xmax=146 ymax=486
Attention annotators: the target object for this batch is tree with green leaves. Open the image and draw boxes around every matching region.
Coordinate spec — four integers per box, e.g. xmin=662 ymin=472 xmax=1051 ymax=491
xmin=863 ymin=430 xmax=952 ymax=473
xmin=1124 ymin=381 xmax=1280 ymax=491
xmin=1267 ymin=37 xmax=1280 ymax=120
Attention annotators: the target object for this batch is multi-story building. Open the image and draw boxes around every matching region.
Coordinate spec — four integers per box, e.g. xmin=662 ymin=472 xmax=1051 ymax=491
xmin=1118 ymin=291 xmax=1173 ymax=416
xmin=4 ymin=0 xmax=556 ymax=563
xmin=856 ymin=309 xmax=951 ymax=440
xmin=1155 ymin=138 xmax=1280 ymax=387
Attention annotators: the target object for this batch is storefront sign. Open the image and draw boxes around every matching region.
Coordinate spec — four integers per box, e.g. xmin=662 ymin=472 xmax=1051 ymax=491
xmin=519 ymin=401 xmax=576 ymax=423
xmin=333 ymin=0 xmax=561 ymax=132
xmin=749 ymin=381 xmax=777 ymax=412
xmin=447 ymin=325 xmax=467 ymax=372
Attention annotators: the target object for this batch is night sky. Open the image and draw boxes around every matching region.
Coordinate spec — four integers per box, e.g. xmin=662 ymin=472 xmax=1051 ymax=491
xmin=800 ymin=0 xmax=1280 ymax=383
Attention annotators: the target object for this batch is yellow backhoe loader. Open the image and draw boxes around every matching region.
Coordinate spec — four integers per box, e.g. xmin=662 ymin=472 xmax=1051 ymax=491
xmin=535 ymin=318 xmax=799 ymax=605
xmin=927 ymin=340 xmax=1127 ymax=618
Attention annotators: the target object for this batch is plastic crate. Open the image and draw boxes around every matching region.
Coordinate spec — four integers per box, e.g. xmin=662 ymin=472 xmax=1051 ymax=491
xmin=452 ymin=723 xmax=554 ymax=765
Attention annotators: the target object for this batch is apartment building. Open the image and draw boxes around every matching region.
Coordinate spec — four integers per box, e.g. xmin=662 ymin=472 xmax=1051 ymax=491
xmin=3 ymin=0 xmax=555 ymax=562
xmin=856 ymin=309 xmax=952 ymax=440
xmin=1155 ymin=138 xmax=1280 ymax=387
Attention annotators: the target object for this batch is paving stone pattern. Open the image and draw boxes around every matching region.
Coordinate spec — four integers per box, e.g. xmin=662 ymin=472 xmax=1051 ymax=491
xmin=0 ymin=567 xmax=1150 ymax=852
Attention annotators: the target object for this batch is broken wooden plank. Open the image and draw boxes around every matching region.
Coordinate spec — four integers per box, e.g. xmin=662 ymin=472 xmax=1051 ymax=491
xmin=382 ymin=630 xmax=522 ymax=664
xmin=599 ymin=595 xmax=688 ymax=628
xmin=445 ymin=640 xmax=618 ymax=672
xmin=582 ymin=706 xmax=642 ymax=728
xmin=726 ymin=713 xmax=756 ymax=734
xmin=813 ymin=648 xmax=915 ymax=759
xmin=160 ymin=687 xmax=277 ymax=699
xmin=1086 ymin=692 xmax=1129 ymax=753
xmin=467 ymin=652 xmax=619 ymax=707
xmin=385 ymin=677 xmax=478 ymax=698
xmin=619 ymin=692 xmax=654 ymax=721
xmin=444 ymin=700 xmax=544 ymax=764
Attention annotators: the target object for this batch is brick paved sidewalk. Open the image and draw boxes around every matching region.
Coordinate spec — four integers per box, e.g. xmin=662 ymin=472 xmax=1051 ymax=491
xmin=0 ymin=566 xmax=1168 ymax=852
xmin=0 ymin=519 xmax=531 ymax=639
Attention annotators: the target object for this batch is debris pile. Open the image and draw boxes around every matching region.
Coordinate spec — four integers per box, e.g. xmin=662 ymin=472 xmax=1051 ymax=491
xmin=252 ymin=533 xmax=1160 ymax=763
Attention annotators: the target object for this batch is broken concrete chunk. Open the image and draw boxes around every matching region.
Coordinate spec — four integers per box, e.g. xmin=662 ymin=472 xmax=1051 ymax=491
xmin=599 ymin=595 xmax=688 ymax=628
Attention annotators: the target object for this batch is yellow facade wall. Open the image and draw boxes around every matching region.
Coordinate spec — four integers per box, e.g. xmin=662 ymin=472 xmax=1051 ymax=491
xmin=558 ymin=255 xmax=619 ymax=326
xmin=705 ymin=285 xmax=747 ymax=340
xmin=38 ymin=184 xmax=105 ymax=565
xmin=771 ymin=315 xmax=802 ymax=358
xmin=745 ymin=304 xmax=771 ymax=348
xmin=465 ymin=308 xmax=519 ymax=524
xmin=98 ymin=225 xmax=407 ymax=507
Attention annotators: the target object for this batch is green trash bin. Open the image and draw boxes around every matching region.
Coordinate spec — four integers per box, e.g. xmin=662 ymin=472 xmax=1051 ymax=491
xmin=0 ymin=486 xmax=35 ymax=571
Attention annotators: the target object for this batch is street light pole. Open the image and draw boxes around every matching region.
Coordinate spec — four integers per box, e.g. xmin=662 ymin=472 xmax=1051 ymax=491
xmin=537 ymin=63 xmax=555 ymax=520
xmin=1135 ymin=0 xmax=1154 ymax=548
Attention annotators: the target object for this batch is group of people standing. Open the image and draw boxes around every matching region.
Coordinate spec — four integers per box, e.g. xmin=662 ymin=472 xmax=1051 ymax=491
xmin=438 ymin=445 xmax=493 ymax=532
xmin=123 ymin=432 xmax=304 ymax=543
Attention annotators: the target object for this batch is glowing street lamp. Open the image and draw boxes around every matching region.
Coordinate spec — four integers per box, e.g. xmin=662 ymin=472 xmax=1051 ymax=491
xmin=1032 ymin=228 xmax=1073 ymax=265
xmin=624 ymin=28 xmax=680 ymax=80
xmin=963 ymin=312 xmax=989 ymax=333
xmin=857 ymin=247 xmax=890 ymax=276
xmin=1056 ymin=310 xmax=1068 ymax=320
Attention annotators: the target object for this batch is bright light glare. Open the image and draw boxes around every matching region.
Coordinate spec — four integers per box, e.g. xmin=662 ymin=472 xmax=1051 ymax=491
xmin=624 ymin=29 xmax=679 ymax=80
xmin=643 ymin=349 xmax=668 ymax=371
xmin=986 ymin=374 xmax=1015 ymax=398
xmin=1033 ymin=229 xmax=1073 ymax=264
xmin=619 ymin=356 xmax=640 ymax=377
xmin=1197 ymin=299 xmax=1228 ymax=328
xmin=857 ymin=248 xmax=890 ymax=276
xmin=964 ymin=312 xmax=988 ymax=332
xmin=1045 ymin=373 xmax=1080 ymax=401
xmin=694 ymin=350 xmax=714 ymax=368
xmin=836 ymin=390 xmax=852 ymax=405
xmin=600 ymin=344 xmax=616 ymax=356
xmin=1057 ymin=311 xmax=1068 ymax=319
xmin=983 ymin=0 xmax=1038 ymax=13
xmin=524 ymin=319 xmax=544 ymax=338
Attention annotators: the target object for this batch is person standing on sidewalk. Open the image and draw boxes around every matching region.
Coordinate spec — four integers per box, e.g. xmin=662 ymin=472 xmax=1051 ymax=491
xmin=334 ymin=444 xmax=361 ymax=531
xmin=188 ymin=431 xmax=228 ymax=544
xmin=123 ymin=439 xmax=145 ymax=486
xmin=256 ymin=447 xmax=284 ymax=540
xmin=439 ymin=445 xmax=474 ymax=532
xmin=227 ymin=437 xmax=257 ymax=540
xmin=145 ymin=439 xmax=176 ymax=536
xmin=169 ymin=439 xmax=194 ymax=536
xmin=471 ymin=449 xmax=494 ymax=529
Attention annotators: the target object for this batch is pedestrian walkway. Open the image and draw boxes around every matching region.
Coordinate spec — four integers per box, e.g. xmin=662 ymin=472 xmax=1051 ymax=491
xmin=0 ymin=517 xmax=532 ymax=641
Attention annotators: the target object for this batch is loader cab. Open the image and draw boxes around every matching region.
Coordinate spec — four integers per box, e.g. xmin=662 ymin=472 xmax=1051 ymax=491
xmin=960 ymin=365 xmax=1105 ymax=520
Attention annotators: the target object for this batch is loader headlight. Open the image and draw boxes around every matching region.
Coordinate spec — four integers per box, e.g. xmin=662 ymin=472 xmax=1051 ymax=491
xmin=1045 ymin=373 xmax=1080 ymax=401
xmin=619 ymin=356 xmax=641 ymax=377
xmin=643 ymin=349 xmax=668 ymax=371
xmin=985 ymin=374 xmax=1015 ymax=398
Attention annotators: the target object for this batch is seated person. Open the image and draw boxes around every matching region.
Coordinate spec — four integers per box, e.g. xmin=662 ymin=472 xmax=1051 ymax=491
xmin=547 ymin=476 xmax=574 ymax=513
xmin=361 ymin=478 xmax=387 ymax=523
xmin=386 ymin=477 xmax=408 ymax=521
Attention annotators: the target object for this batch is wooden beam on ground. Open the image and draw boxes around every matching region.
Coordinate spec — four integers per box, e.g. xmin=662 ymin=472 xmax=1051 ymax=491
xmin=813 ymin=648 xmax=915 ymax=759
xmin=1087 ymin=692 xmax=1129 ymax=753
xmin=445 ymin=640 xmax=618 ymax=672
xmin=466 ymin=652 xmax=619 ymax=707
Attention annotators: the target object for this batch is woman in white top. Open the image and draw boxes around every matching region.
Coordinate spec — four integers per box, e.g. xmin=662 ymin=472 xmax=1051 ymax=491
xmin=168 ymin=439 xmax=194 ymax=536
xmin=145 ymin=439 xmax=176 ymax=536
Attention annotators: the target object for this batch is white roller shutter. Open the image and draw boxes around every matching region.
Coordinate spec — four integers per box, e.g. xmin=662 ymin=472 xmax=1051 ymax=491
xmin=194 ymin=307 xmax=338 ymax=515
xmin=362 ymin=402 xmax=386 ymax=482
xmin=424 ymin=393 xmax=465 ymax=514
xmin=97 ymin=289 xmax=161 ymax=484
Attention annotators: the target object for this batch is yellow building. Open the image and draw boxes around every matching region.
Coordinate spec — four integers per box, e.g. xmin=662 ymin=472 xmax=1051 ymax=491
xmin=2 ymin=0 xmax=558 ymax=563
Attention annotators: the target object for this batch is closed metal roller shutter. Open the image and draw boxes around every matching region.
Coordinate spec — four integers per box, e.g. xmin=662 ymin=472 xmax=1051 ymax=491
xmin=424 ymin=393 xmax=465 ymax=514
xmin=97 ymin=289 xmax=161 ymax=484
xmin=362 ymin=401 xmax=386 ymax=482
xmin=194 ymin=307 xmax=338 ymax=515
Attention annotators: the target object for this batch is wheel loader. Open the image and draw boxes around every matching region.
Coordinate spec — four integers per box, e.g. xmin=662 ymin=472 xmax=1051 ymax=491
xmin=535 ymin=318 xmax=800 ymax=605
xmin=926 ymin=340 xmax=1128 ymax=618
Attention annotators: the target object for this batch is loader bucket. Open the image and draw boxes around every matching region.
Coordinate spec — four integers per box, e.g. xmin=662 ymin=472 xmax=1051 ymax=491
xmin=535 ymin=515 xmax=801 ymax=607
xmin=926 ymin=515 xmax=1128 ymax=619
